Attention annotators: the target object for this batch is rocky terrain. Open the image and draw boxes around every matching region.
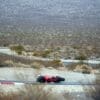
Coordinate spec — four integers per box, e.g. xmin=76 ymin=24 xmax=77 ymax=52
xmin=0 ymin=32 xmax=100 ymax=59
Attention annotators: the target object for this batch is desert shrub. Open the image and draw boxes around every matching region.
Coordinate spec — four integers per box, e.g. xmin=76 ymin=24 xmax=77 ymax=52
xmin=50 ymin=59 xmax=62 ymax=68
xmin=0 ymin=60 xmax=19 ymax=68
xmin=75 ymin=53 xmax=87 ymax=60
xmin=14 ymin=62 xmax=29 ymax=68
xmin=56 ymin=47 xmax=61 ymax=50
xmin=41 ymin=52 xmax=48 ymax=58
xmin=51 ymin=59 xmax=61 ymax=65
xmin=31 ymin=62 xmax=44 ymax=69
xmin=74 ymin=64 xmax=92 ymax=74
xmin=42 ymin=49 xmax=53 ymax=57
xmin=67 ymin=63 xmax=78 ymax=71
xmin=10 ymin=45 xmax=25 ymax=55
xmin=0 ymin=85 xmax=55 ymax=100
xmin=33 ymin=51 xmax=43 ymax=57
xmin=82 ymin=69 xmax=91 ymax=74
xmin=23 ymin=85 xmax=54 ymax=100
xmin=33 ymin=49 xmax=52 ymax=58
xmin=0 ymin=63 xmax=7 ymax=67
xmin=33 ymin=52 xmax=39 ymax=56
xmin=72 ymin=45 xmax=80 ymax=49
xmin=75 ymin=55 xmax=87 ymax=60
xmin=4 ymin=60 xmax=14 ymax=67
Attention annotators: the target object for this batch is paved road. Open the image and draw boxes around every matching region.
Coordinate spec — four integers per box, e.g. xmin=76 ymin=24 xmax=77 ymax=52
xmin=0 ymin=79 xmax=99 ymax=85
xmin=0 ymin=67 xmax=96 ymax=85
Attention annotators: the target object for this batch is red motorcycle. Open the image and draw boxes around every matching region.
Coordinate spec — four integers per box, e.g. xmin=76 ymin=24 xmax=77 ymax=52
xmin=37 ymin=75 xmax=65 ymax=83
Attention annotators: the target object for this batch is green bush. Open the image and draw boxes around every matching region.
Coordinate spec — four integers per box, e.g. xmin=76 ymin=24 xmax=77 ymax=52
xmin=10 ymin=45 xmax=25 ymax=55
xmin=33 ymin=49 xmax=52 ymax=58
xmin=75 ymin=54 xmax=87 ymax=60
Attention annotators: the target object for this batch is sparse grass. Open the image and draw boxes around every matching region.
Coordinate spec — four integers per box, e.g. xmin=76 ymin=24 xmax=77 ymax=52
xmin=4 ymin=60 xmax=14 ymax=67
xmin=43 ymin=59 xmax=63 ymax=68
xmin=67 ymin=63 xmax=79 ymax=71
xmin=33 ymin=49 xmax=52 ymax=58
xmin=0 ymin=60 xmax=14 ymax=67
xmin=30 ymin=59 xmax=63 ymax=69
xmin=75 ymin=53 xmax=87 ymax=60
xmin=74 ymin=64 xmax=93 ymax=74
xmin=31 ymin=62 xmax=44 ymax=69
xmin=14 ymin=62 xmax=29 ymax=68
xmin=67 ymin=63 xmax=93 ymax=74
xmin=3 ymin=60 xmax=30 ymax=68
xmin=0 ymin=53 xmax=63 ymax=69
xmin=10 ymin=45 xmax=25 ymax=55
xmin=51 ymin=59 xmax=61 ymax=66
xmin=3 ymin=60 xmax=24 ymax=68
xmin=0 ymin=85 xmax=58 ymax=100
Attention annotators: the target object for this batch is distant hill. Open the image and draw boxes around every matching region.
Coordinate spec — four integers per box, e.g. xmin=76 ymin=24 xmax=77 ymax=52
xmin=0 ymin=0 xmax=100 ymax=34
